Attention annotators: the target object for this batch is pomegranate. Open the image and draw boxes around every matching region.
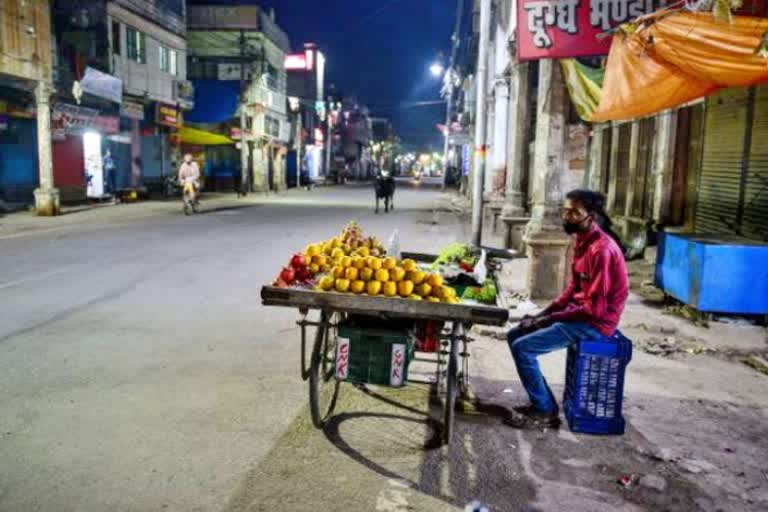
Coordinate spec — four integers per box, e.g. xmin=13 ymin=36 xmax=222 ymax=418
xmin=290 ymin=253 xmax=306 ymax=268
xmin=294 ymin=265 xmax=311 ymax=283
xmin=280 ymin=266 xmax=296 ymax=285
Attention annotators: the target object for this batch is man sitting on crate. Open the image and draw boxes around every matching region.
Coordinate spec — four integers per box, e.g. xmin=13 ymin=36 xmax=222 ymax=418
xmin=505 ymin=189 xmax=628 ymax=430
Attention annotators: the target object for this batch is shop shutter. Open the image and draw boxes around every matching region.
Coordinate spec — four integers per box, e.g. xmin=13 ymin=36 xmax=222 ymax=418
xmin=695 ymin=89 xmax=750 ymax=234
xmin=742 ymin=86 xmax=768 ymax=242
xmin=632 ymin=117 xmax=655 ymax=218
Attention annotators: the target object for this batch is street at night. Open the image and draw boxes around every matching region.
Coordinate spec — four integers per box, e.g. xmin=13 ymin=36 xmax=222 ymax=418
xmin=2 ymin=0 xmax=768 ymax=511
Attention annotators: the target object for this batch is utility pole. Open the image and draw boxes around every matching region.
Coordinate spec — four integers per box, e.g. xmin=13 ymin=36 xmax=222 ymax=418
xmin=239 ymin=30 xmax=250 ymax=194
xmin=296 ymin=106 xmax=303 ymax=188
xmin=442 ymin=0 xmax=464 ymax=190
xmin=325 ymin=97 xmax=333 ymax=181
xmin=471 ymin=0 xmax=491 ymax=246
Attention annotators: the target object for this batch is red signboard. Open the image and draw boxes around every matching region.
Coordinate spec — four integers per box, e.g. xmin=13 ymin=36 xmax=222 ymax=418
xmin=156 ymin=102 xmax=180 ymax=128
xmin=517 ymin=0 xmax=670 ymax=60
xmin=285 ymin=54 xmax=308 ymax=70
xmin=518 ymin=0 xmax=767 ymax=60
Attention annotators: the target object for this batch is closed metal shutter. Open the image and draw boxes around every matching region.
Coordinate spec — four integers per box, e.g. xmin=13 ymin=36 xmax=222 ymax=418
xmin=743 ymin=87 xmax=768 ymax=241
xmin=632 ymin=117 xmax=655 ymax=218
xmin=695 ymin=88 xmax=750 ymax=234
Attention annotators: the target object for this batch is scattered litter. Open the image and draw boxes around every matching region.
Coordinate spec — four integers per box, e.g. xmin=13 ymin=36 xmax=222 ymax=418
xmin=639 ymin=474 xmax=668 ymax=492
xmin=617 ymin=474 xmax=636 ymax=488
xmin=514 ymin=299 xmax=539 ymax=315
xmin=636 ymin=335 xmax=715 ymax=357
xmin=678 ymin=458 xmax=717 ymax=474
xmin=724 ymin=447 xmax=735 ymax=453
xmin=663 ymin=304 xmax=710 ymax=327
xmin=714 ymin=316 xmax=757 ymax=327
xmin=503 ymin=388 xmax=513 ymax=393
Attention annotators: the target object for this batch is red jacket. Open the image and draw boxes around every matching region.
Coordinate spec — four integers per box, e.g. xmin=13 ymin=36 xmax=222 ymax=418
xmin=542 ymin=224 xmax=628 ymax=336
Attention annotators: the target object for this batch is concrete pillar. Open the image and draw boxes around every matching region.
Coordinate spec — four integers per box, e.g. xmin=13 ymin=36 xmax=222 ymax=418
xmin=252 ymin=140 xmax=268 ymax=193
xmin=586 ymin=125 xmax=605 ymax=190
xmin=652 ymin=110 xmax=677 ymax=224
xmin=500 ymin=59 xmax=530 ymax=251
xmin=624 ymin=121 xmax=641 ymax=217
xmin=33 ymin=81 xmax=59 ymax=216
xmin=525 ymin=60 xmax=571 ymax=300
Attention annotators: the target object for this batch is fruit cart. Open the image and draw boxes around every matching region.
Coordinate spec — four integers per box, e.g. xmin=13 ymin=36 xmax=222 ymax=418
xmin=260 ymin=252 xmax=508 ymax=446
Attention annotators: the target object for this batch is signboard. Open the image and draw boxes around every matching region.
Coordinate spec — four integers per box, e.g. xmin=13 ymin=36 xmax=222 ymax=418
xmin=174 ymin=80 xmax=195 ymax=109
xmin=390 ymin=344 xmax=406 ymax=387
xmin=79 ymin=67 xmax=123 ymax=104
xmin=285 ymin=54 xmax=308 ymax=70
xmin=335 ymin=337 xmax=350 ymax=380
xmin=517 ymin=0 xmax=669 ymax=60
xmin=52 ymin=103 xmax=100 ymax=139
xmin=120 ymin=100 xmax=145 ymax=121
xmin=93 ymin=116 xmax=120 ymax=134
xmin=156 ymin=103 xmax=180 ymax=127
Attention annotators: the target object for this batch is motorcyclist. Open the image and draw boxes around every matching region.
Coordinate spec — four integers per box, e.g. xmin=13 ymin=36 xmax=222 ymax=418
xmin=177 ymin=154 xmax=201 ymax=204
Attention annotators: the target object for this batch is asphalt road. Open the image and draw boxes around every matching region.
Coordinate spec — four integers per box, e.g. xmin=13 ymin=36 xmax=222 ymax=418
xmin=0 ymin=182 xmax=471 ymax=512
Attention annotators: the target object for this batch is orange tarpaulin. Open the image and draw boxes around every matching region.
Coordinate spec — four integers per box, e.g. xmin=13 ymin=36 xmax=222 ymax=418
xmin=592 ymin=12 xmax=768 ymax=122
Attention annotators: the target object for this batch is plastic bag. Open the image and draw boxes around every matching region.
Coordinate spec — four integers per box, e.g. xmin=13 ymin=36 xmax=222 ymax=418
xmin=387 ymin=229 xmax=401 ymax=260
xmin=473 ymin=249 xmax=487 ymax=284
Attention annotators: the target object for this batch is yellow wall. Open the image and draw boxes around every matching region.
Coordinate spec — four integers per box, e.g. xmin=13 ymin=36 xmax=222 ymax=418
xmin=0 ymin=0 xmax=52 ymax=82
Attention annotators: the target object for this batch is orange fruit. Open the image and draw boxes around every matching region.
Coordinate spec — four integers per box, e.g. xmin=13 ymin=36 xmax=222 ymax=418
xmin=341 ymin=256 xmax=353 ymax=268
xmin=427 ymin=273 xmax=444 ymax=288
xmin=331 ymin=248 xmax=345 ymax=260
xmin=319 ymin=276 xmax=335 ymax=291
xmin=360 ymin=268 xmax=374 ymax=282
xmin=366 ymin=280 xmax=382 ymax=296
xmin=408 ymin=270 xmax=426 ymax=285
xmin=398 ymin=280 xmax=414 ymax=297
xmin=375 ymin=269 xmax=390 ymax=282
xmin=352 ymin=257 xmax=366 ymax=270
xmin=409 ymin=295 xmax=422 ymax=301
xmin=416 ymin=283 xmax=432 ymax=297
xmin=390 ymin=267 xmax=406 ymax=282
xmin=335 ymin=278 xmax=350 ymax=293
xmin=305 ymin=244 xmax=321 ymax=257
xmin=345 ymin=267 xmax=359 ymax=281
xmin=332 ymin=266 xmax=345 ymax=279
xmin=312 ymin=255 xmax=328 ymax=267
xmin=309 ymin=263 xmax=320 ymax=275
xmin=383 ymin=257 xmax=397 ymax=270
xmin=401 ymin=259 xmax=417 ymax=272
xmin=356 ymin=246 xmax=370 ymax=258
xmin=427 ymin=296 xmax=440 ymax=303
xmin=383 ymin=281 xmax=397 ymax=297
xmin=351 ymin=280 xmax=366 ymax=294
xmin=368 ymin=257 xmax=383 ymax=271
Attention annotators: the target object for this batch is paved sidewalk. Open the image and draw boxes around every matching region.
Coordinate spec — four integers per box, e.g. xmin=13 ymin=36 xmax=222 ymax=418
xmin=471 ymin=257 xmax=768 ymax=511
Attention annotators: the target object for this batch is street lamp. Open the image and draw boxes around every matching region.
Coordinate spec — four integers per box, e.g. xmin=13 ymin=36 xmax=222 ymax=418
xmin=429 ymin=62 xmax=444 ymax=77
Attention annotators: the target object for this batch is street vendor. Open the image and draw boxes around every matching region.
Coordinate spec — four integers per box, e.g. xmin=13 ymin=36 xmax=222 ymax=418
xmin=505 ymin=189 xmax=629 ymax=430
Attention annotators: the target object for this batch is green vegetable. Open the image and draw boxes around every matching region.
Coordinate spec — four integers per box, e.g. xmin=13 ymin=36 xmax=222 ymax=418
xmin=431 ymin=243 xmax=476 ymax=269
xmin=461 ymin=279 xmax=497 ymax=304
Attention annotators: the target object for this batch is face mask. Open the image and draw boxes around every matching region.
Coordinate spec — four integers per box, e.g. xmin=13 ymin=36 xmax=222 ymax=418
xmin=563 ymin=222 xmax=581 ymax=234
xmin=563 ymin=215 xmax=591 ymax=234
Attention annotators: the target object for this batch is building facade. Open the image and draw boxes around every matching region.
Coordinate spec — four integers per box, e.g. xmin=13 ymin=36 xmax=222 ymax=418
xmin=0 ymin=0 xmax=55 ymax=213
xmin=186 ymin=3 xmax=291 ymax=193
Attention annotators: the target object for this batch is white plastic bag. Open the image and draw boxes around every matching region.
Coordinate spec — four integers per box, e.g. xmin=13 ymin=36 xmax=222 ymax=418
xmin=473 ymin=249 xmax=487 ymax=284
xmin=387 ymin=229 xmax=401 ymax=260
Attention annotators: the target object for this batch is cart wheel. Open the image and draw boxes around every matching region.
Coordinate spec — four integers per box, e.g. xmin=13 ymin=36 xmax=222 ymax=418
xmin=309 ymin=312 xmax=341 ymax=428
xmin=443 ymin=327 xmax=460 ymax=445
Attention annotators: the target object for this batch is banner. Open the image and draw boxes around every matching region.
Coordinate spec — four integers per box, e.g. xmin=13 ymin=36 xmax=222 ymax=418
xmin=517 ymin=0 xmax=669 ymax=60
xmin=79 ymin=67 xmax=123 ymax=104
xmin=156 ymin=102 xmax=180 ymax=128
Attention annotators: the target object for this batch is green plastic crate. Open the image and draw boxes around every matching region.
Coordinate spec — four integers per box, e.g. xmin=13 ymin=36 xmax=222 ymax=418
xmin=336 ymin=324 xmax=415 ymax=387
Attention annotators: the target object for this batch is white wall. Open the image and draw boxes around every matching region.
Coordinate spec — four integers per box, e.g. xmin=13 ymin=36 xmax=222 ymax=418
xmin=108 ymin=2 xmax=187 ymax=104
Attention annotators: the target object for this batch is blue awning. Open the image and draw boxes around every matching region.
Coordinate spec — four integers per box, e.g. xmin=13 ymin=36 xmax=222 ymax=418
xmin=185 ymin=80 xmax=239 ymax=123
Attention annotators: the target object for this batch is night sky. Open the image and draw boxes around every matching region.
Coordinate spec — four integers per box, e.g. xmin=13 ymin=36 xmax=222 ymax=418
xmin=193 ymin=0 xmax=456 ymax=150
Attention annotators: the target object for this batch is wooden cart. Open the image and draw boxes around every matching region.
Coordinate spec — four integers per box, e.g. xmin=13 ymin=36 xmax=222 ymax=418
xmin=260 ymin=253 xmax=508 ymax=445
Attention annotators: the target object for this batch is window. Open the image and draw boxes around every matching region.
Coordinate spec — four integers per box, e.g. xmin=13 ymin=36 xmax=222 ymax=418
xmin=111 ymin=21 xmax=121 ymax=55
xmin=169 ymin=49 xmax=177 ymax=76
xmin=265 ymin=115 xmax=280 ymax=138
xmin=126 ymin=27 xmax=145 ymax=63
xmin=159 ymin=46 xmax=169 ymax=72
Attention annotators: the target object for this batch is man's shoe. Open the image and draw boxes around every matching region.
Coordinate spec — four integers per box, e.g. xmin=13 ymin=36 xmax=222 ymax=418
xmin=513 ymin=403 xmax=559 ymax=416
xmin=503 ymin=409 xmax=560 ymax=430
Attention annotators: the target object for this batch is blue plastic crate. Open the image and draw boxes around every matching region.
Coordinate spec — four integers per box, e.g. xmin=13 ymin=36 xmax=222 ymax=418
xmin=563 ymin=331 xmax=633 ymax=435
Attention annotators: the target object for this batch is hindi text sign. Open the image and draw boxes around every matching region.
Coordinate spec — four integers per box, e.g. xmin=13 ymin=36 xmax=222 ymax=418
xmin=517 ymin=0 xmax=667 ymax=60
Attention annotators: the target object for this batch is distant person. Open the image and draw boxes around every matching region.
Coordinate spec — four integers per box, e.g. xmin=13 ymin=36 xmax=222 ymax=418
xmin=505 ymin=189 xmax=629 ymax=430
xmin=103 ymin=150 xmax=116 ymax=194
xmin=177 ymin=154 xmax=201 ymax=203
